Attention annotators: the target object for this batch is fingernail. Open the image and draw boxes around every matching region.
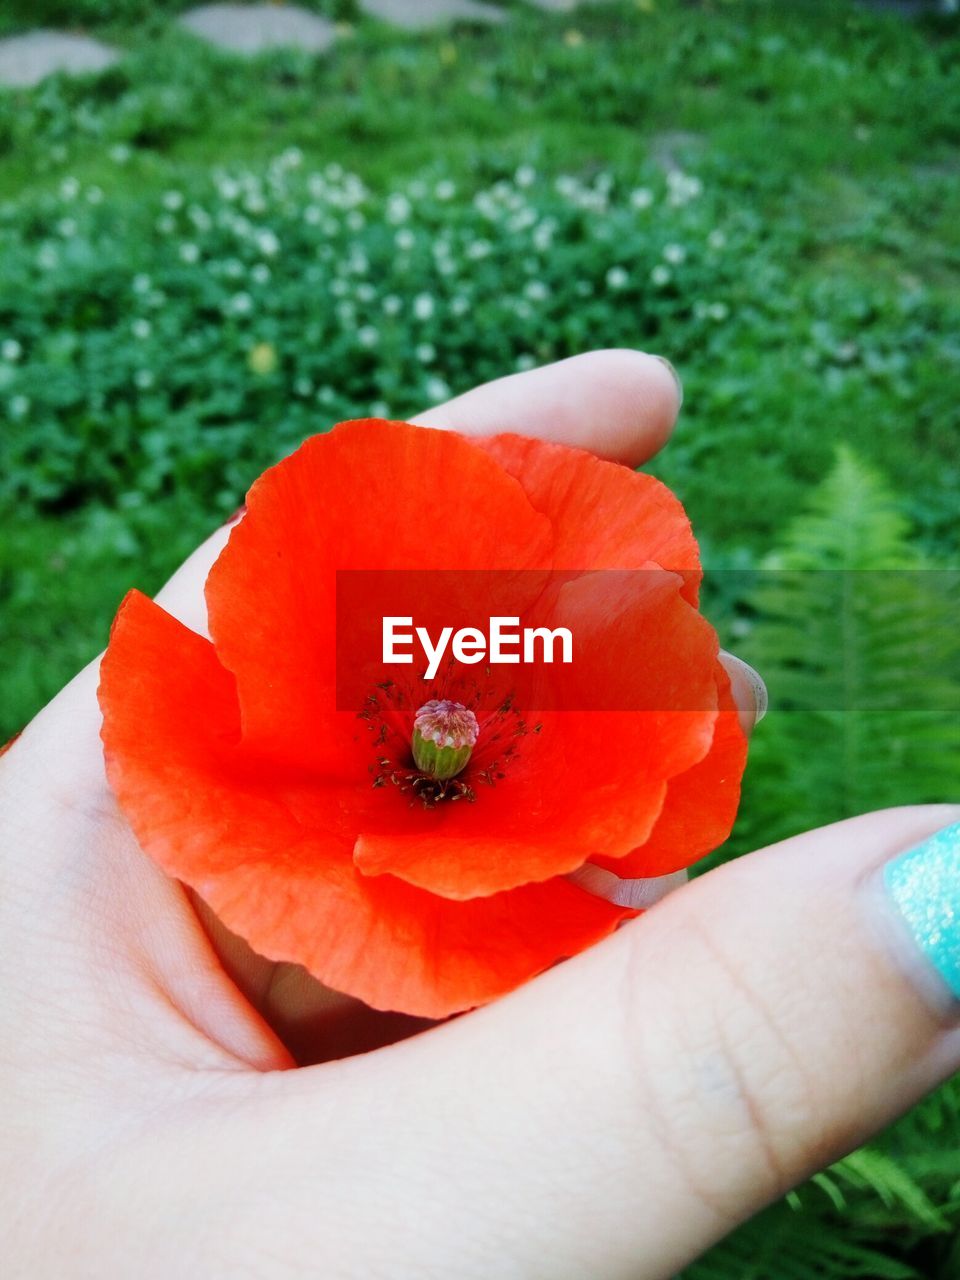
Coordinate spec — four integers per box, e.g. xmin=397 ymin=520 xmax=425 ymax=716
xmin=568 ymin=864 xmax=688 ymax=910
xmin=719 ymin=650 xmax=768 ymax=727
xmin=220 ymin=503 xmax=247 ymax=530
xmin=884 ymin=824 xmax=960 ymax=1003
xmin=654 ymin=356 xmax=683 ymax=410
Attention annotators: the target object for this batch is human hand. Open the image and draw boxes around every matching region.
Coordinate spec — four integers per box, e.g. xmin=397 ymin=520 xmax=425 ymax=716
xmin=2 ymin=350 xmax=958 ymax=1279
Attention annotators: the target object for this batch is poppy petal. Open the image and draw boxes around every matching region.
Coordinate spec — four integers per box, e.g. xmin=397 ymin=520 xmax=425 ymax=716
xmin=203 ymin=856 xmax=630 ymax=1019
xmin=204 ymin=420 xmax=554 ymax=775
xmin=589 ymin=667 xmax=747 ymax=879
xmin=477 ymin=433 xmax=702 ymax=602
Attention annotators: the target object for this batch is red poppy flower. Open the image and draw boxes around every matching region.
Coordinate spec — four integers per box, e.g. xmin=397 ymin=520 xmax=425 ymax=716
xmin=99 ymin=419 xmax=746 ymax=1018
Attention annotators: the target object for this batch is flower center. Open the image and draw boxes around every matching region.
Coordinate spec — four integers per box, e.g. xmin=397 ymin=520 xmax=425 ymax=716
xmin=360 ymin=680 xmax=531 ymax=808
xmin=411 ymin=699 xmax=479 ymax=781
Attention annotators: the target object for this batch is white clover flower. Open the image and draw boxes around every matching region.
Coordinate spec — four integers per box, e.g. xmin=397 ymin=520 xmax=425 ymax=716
xmin=382 ymin=294 xmax=403 ymax=316
xmin=532 ymin=219 xmax=556 ymax=252
xmin=370 ymin=399 xmax=390 ymax=418
xmin=663 ymin=243 xmax=687 ymax=265
xmin=415 ymin=342 xmax=436 ymax=363
xmin=281 ymin=147 xmax=303 ymax=168
xmin=708 ymin=301 xmax=730 ymax=322
xmin=515 ymin=164 xmax=536 ymax=188
xmin=425 ymin=375 xmax=451 ymax=402
xmin=515 ymin=353 xmax=536 ymax=372
xmin=408 ymin=179 xmax=427 ymax=201
xmin=413 ymin=293 xmax=435 ymax=321
xmin=109 ymin=144 xmax=131 ymax=165
xmin=86 ymin=186 xmax=104 ymax=205
xmin=666 ymin=171 xmax=703 ymax=207
xmin=244 ymin=193 xmax=267 ymax=216
xmin=466 ymin=239 xmax=491 ymax=261
xmin=395 ymin=228 xmax=416 ymax=252
xmin=228 ymin=292 xmax=253 ymax=316
xmin=189 ymin=206 xmax=212 ymax=231
xmin=56 ymin=218 xmax=77 ymax=238
xmin=60 ymin=176 xmax=80 ymax=201
xmin=223 ymin=259 xmax=244 ymax=280
xmin=294 ymin=377 xmax=313 ymax=397
xmin=554 ymin=175 xmax=578 ymax=198
xmin=336 ymin=301 xmax=356 ymax=324
xmin=217 ymin=176 xmax=240 ymax=201
xmin=708 ymin=229 xmax=727 ymax=250
xmin=179 ymin=243 xmax=200 ymax=264
xmin=450 ymin=295 xmax=469 ymax=317
xmin=304 ymin=205 xmax=322 ymax=225
xmin=162 ymin=190 xmax=184 ymax=212
xmin=357 ymin=325 xmax=379 ymax=348
xmin=435 ymin=179 xmax=456 ymax=201
xmin=251 ymin=263 xmax=271 ymax=284
xmin=132 ymin=319 xmax=152 ymax=340
xmin=9 ymin=394 xmax=30 ymax=418
xmin=508 ymin=208 xmax=537 ymax=234
xmin=256 ymin=230 xmax=280 ymax=257
xmin=387 ymin=193 xmax=412 ymax=224
xmin=346 ymin=210 xmax=365 ymax=232
xmin=330 ymin=278 xmax=349 ymax=298
xmin=606 ymin=266 xmax=629 ymax=290
xmin=156 ymin=214 xmax=176 ymax=235
xmin=133 ymin=273 xmax=152 ymax=294
xmin=630 ymin=187 xmax=654 ymax=210
xmin=524 ymin=280 xmax=549 ymax=302
xmin=651 ymin=264 xmax=672 ymax=287
xmin=134 ymin=369 xmax=155 ymax=390
xmin=2 ymin=339 xmax=23 ymax=362
xmin=38 ymin=245 xmax=58 ymax=270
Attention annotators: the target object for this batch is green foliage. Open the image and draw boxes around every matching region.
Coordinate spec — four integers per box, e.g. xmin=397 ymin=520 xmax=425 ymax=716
xmin=692 ymin=451 xmax=960 ymax=1277
xmin=707 ymin=450 xmax=960 ymax=858
xmin=0 ymin=155 xmax=772 ymax=516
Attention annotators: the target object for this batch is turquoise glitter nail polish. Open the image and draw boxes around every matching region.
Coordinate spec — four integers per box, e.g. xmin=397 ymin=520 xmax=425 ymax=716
xmin=884 ymin=823 xmax=960 ymax=1000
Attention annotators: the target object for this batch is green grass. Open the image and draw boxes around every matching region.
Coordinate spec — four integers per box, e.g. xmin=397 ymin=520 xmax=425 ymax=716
xmin=3 ymin=1 xmax=958 ymax=743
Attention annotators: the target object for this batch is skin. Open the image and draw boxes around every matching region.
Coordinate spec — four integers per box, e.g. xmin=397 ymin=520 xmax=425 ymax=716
xmin=2 ymin=349 xmax=958 ymax=1279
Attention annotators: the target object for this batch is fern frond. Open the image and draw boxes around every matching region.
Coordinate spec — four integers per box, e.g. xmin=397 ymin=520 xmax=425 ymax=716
xmin=689 ymin=451 xmax=960 ymax=1278
xmin=681 ymin=1201 xmax=920 ymax=1280
xmin=725 ymin=447 xmax=960 ymax=849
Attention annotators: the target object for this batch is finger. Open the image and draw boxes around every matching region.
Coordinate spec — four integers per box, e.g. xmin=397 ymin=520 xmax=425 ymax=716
xmin=307 ymin=805 xmax=960 ymax=1280
xmin=414 ymin=348 xmax=682 ymax=467
xmin=719 ymin=650 xmax=768 ymax=737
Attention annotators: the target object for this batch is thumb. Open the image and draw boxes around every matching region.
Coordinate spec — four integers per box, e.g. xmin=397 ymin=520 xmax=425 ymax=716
xmin=328 ymin=805 xmax=960 ymax=1280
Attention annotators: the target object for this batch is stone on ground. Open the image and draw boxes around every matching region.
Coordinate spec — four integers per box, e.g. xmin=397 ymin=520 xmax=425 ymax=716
xmin=0 ymin=31 xmax=120 ymax=89
xmin=358 ymin=0 xmax=506 ymax=28
xmin=523 ymin=0 xmax=606 ymax=10
xmin=179 ymin=4 xmax=337 ymax=55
